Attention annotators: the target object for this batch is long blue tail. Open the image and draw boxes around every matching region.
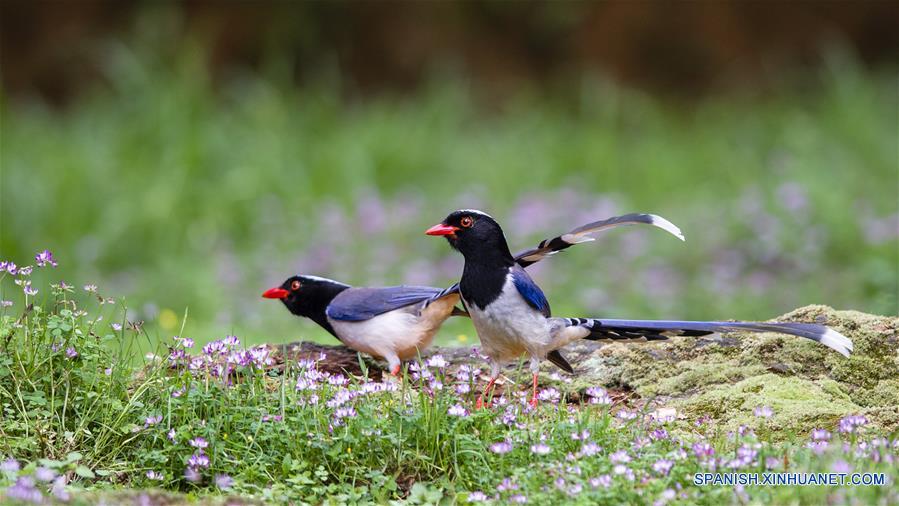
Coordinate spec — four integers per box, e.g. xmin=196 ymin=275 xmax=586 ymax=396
xmin=561 ymin=318 xmax=853 ymax=357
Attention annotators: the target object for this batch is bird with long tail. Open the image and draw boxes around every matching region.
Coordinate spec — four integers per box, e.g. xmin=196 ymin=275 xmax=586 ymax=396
xmin=426 ymin=209 xmax=852 ymax=408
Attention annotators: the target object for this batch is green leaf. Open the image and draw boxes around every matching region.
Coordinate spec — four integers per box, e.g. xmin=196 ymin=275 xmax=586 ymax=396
xmin=75 ymin=465 xmax=95 ymax=479
xmin=65 ymin=452 xmax=83 ymax=463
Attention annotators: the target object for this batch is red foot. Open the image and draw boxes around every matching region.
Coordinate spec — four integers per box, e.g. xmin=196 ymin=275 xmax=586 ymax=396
xmin=390 ymin=364 xmax=401 ymax=376
xmin=476 ymin=396 xmax=486 ymax=410
xmin=529 ymin=397 xmax=538 ymax=408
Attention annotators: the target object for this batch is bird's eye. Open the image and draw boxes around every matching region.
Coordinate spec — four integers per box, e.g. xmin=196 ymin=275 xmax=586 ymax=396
xmin=460 ymin=216 xmax=473 ymax=228
xmin=290 ymin=280 xmax=301 ymax=291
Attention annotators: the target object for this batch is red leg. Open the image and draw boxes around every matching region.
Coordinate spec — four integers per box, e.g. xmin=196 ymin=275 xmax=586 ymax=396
xmin=390 ymin=364 xmax=401 ymax=376
xmin=475 ymin=376 xmax=498 ymax=410
xmin=528 ymin=373 xmax=539 ymax=407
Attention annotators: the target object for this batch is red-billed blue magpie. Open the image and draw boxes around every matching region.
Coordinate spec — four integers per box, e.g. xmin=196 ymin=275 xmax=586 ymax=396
xmin=426 ymin=209 xmax=853 ymax=408
xmin=263 ymin=213 xmax=684 ymax=375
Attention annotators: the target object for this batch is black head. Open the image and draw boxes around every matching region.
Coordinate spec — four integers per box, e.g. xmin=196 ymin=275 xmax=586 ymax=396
xmin=262 ymin=275 xmax=350 ymax=327
xmin=426 ymin=209 xmax=514 ymax=265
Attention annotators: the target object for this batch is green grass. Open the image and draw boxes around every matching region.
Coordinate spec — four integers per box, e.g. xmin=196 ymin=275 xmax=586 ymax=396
xmin=1 ymin=274 xmax=897 ymax=504
xmin=1 ymin=46 xmax=897 ymax=351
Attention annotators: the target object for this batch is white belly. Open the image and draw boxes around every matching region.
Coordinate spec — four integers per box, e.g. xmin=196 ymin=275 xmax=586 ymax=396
xmin=327 ymin=293 xmax=459 ymax=362
xmin=464 ymin=278 xmax=551 ymax=363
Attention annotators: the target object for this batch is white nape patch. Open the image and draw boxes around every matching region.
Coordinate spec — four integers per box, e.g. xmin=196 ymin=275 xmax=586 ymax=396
xmin=819 ymin=327 xmax=853 ymax=357
xmin=649 ymin=215 xmax=686 ymax=242
xmin=456 ymin=209 xmax=494 ymax=220
xmin=561 ymin=233 xmax=596 ymax=245
xmin=299 ymin=275 xmax=350 ymax=287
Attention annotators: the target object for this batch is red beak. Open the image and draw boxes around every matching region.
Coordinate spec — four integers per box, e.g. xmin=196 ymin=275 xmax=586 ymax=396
xmin=425 ymin=223 xmax=459 ymax=236
xmin=262 ymin=287 xmax=290 ymax=299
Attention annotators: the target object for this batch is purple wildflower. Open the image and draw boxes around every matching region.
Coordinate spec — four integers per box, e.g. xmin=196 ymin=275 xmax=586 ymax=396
xmin=215 ymin=474 xmax=233 ymax=489
xmin=35 ymin=250 xmax=57 ymax=267
xmin=184 ymin=467 xmax=201 ymax=483
xmin=693 ymin=442 xmax=715 ymax=459
xmin=831 ymin=460 xmax=851 ymax=473
xmin=455 ymin=383 xmax=471 ymax=394
xmin=65 ymin=347 xmax=78 ymax=359
xmin=653 ymin=459 xmax=674 ymax=476
xmin=448 ymin=404 xmax=469 ymax=417
xmin=189 ymin=437 xmax=208 ymax=449
xmin=327 ymin=374 xmax=348 ymax=386
xmin=590 ymin=475 xmax=612 ymax=488
xmin=172 ymin=336 xmax=195 ymax=348
xmin=753 ymin=405 xmax=774 ymax=418
xmin=650 ymin=428 xmax=669 ymax=440
xmin=468 ymin=491 xmax=488 ymax=502
xmin=811 ymin=429 xmax=831 ymax=442
xmin=188 ymin=452 xmax=210 ymax=468
xmin=146 ymin=470 xmax=164 ymax=481
xmin=510 ymin=494 xmax=527 ymax=503
xmin=3 ymin=262 xmax=17 ymax=275
xmin=570 ymin=430 xmax=590 ymax=441
xmin=111 ymin=323 xmax=123 ymax=331
xmin=34 ymin=467 xmax=56 ymax=482
xmin=334 ymin=407 xmax=357 ymax=419
xmin=1 ymin=458 xmax=20 ymax=473
xmin=580 ymin=443 xmax=602 ymax=457
xmin=6 ymin=476 xmax=43 ymax=504
xmin=0 ymin=300 xmax=12 ymax=307
xmin=427 ymin=354 xmax=448 ymax=369
xmin=616 ymin=409 xmax=638 ymax=421
xmin=295 ymin=378 xmax=319 ymax=391
xmin=839 ymin=415 xmax=868 ymax=434
xmin=530 ymin=443 xmax=551 ymax=455
xmin=83 ymin=284 xmax=98 ymax=293
xmin=18 ymin=266 xmax=33 ymax=276
xmin=23 ymin=283 xmax=38 ymax=296
xmin=261 ymin=414 xmax=283 ymax=422
xmin=167 ymin=429 xmax=176 ymax=441
xmin=610 ymin=450 xmax=631 ymax=463
xmin=203 ymin=340 xmax=226 ymax=356
xmin=490 ymin=441 xmax=513 ymax=454
xmin=537 ymin=388 xmax=560 ymax=403
xmin=807 ymin=441 xmax=829 ymax=455
xmin=497 ymin=478 xmax=519 ymax=492
xmin=144 ymin=415 xmax=162 ymax=427
xmin=51 ymin=476 xmax=69 ymax=501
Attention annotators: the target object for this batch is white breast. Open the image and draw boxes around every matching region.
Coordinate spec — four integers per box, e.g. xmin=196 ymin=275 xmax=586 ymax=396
xmin=327 ymin=293 xmax=459 ymax=364
xmin=464 ymin=275 xmax=551 ymax=364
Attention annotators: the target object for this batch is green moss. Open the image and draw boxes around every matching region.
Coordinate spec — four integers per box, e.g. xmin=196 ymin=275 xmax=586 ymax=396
xmin=640 ymin=361 xmax=768 ymax=397
xmin=851 ymin=378 xmax=899 ymax=408
xmin=676 ymin=374 xmax=861 ymax=437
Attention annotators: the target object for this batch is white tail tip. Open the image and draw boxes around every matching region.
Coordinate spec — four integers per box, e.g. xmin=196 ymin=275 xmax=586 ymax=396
xmin=649 ymin=214 xmax=686 ymax=242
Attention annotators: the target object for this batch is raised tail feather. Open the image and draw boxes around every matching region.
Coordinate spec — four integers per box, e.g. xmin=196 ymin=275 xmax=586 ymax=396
xmin=514 ymin=213 xmax=685 ymax=268
xmin=562 ymin=318 xmax=853 ymax=357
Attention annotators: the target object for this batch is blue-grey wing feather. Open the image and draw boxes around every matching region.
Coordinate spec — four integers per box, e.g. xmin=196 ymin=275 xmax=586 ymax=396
xmin=326 ymin=285 xmax=445 ymax=321
xmin=511 ymin=265 xmax=551 ymax=317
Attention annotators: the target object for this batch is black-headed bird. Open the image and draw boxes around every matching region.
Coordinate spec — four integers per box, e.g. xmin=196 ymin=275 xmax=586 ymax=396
xmin=263 ymin=213 xmax=684 ymax=375
xmin=426 ymin=209 xmax=852 ymax=408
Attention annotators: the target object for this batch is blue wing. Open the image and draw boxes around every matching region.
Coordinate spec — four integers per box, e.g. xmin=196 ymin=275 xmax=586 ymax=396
xmin=326 ymin=285 xmax=444 ymax=321
xmin=511 ymin=265 xmax=551 ymax=317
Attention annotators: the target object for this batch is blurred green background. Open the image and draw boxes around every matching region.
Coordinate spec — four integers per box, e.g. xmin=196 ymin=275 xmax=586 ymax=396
xmin=1 ymin=2 xmax=897 ymax=348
